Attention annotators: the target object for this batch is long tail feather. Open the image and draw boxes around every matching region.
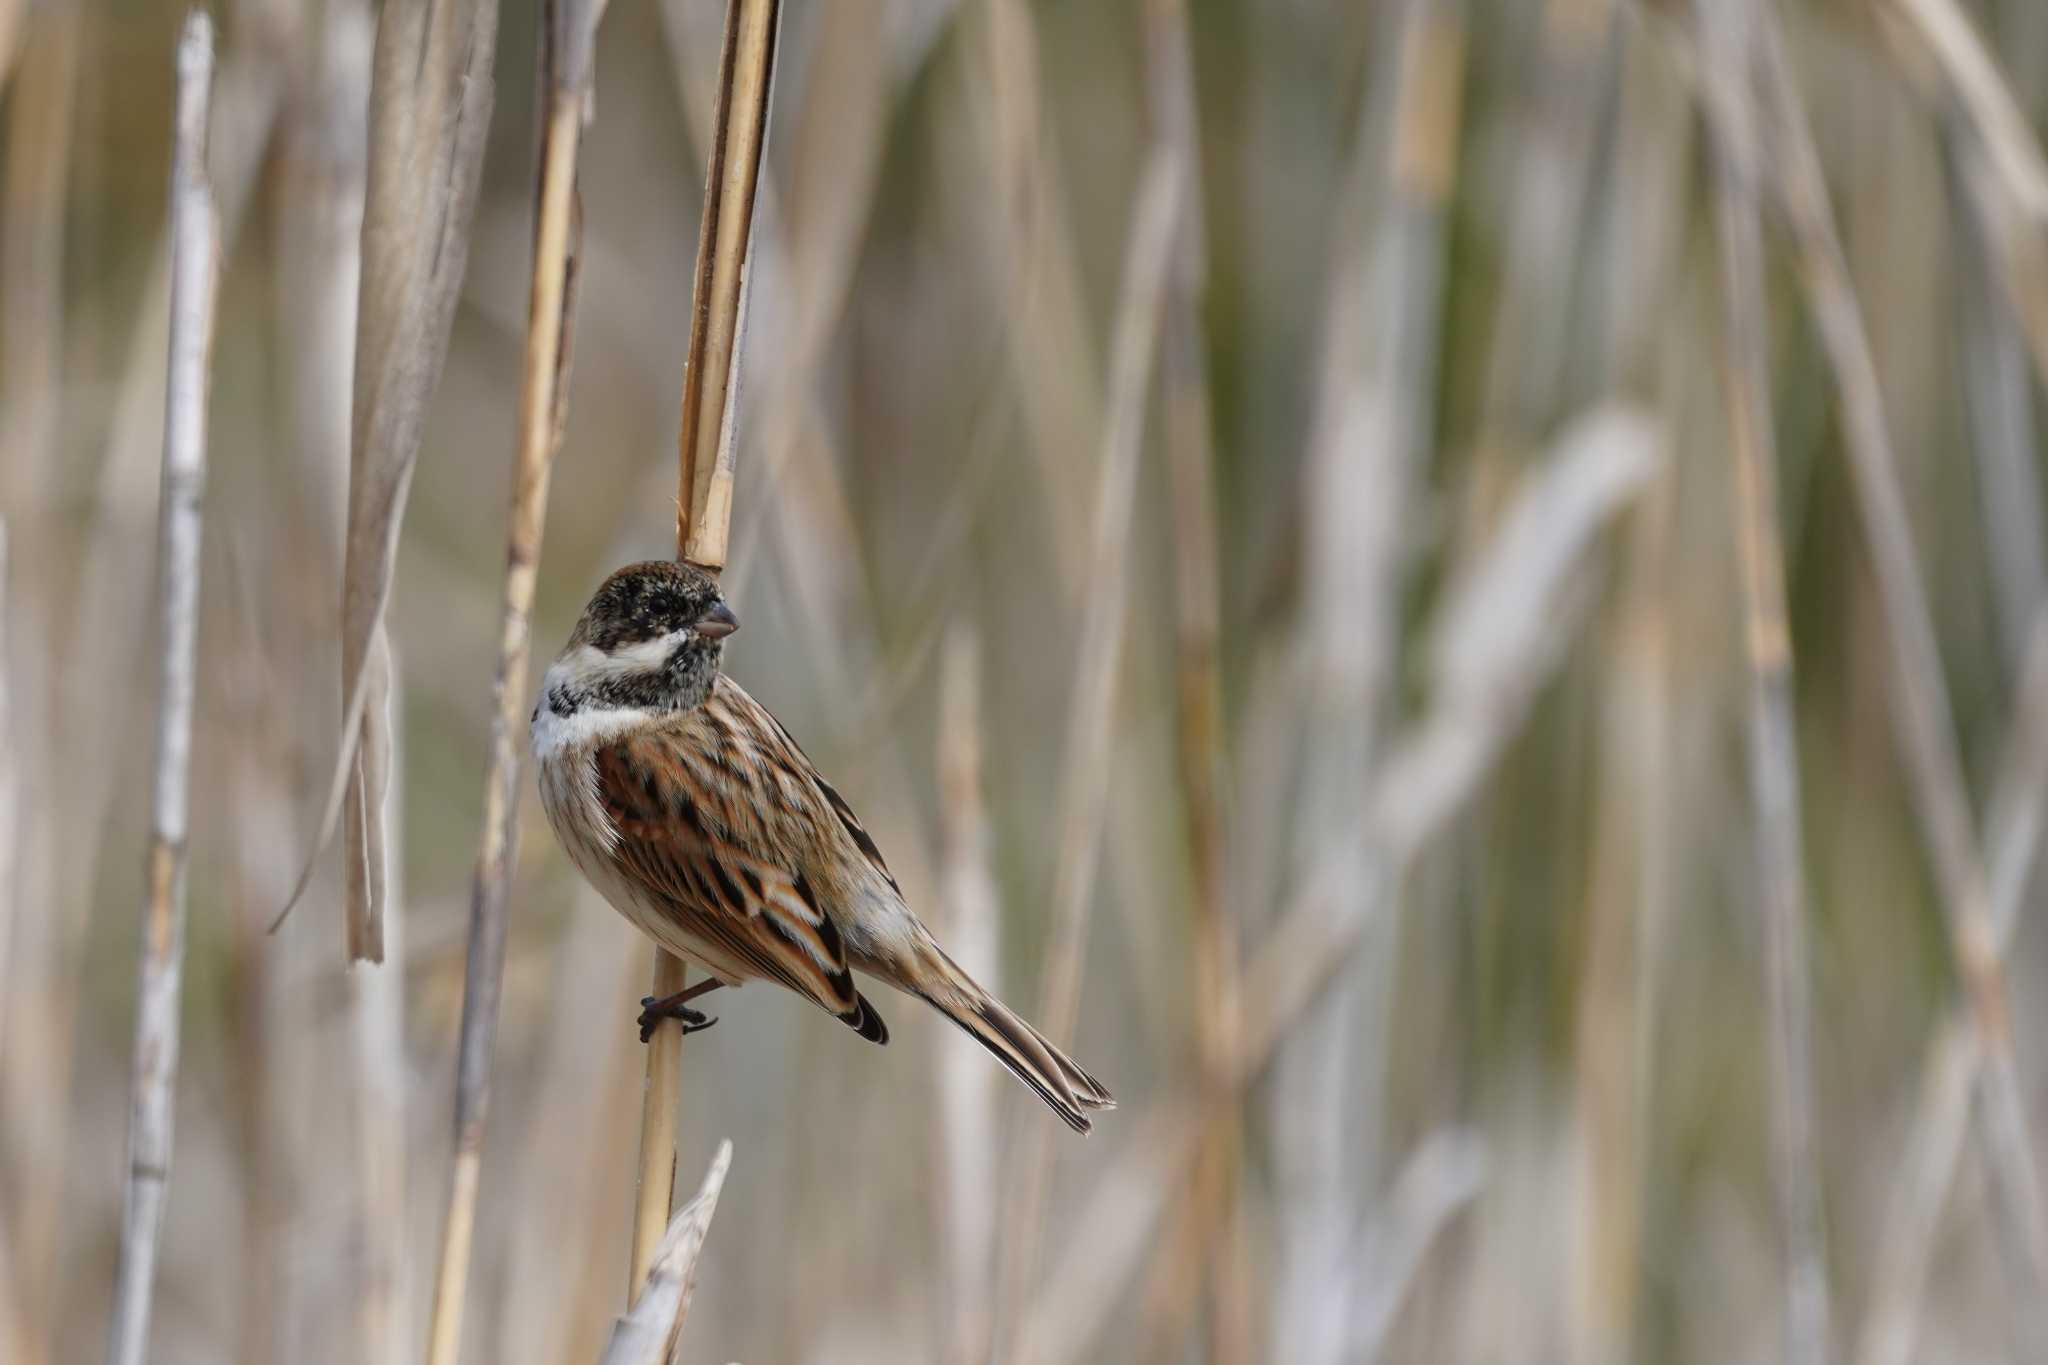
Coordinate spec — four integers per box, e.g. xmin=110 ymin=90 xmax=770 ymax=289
xmin=911 ymin=946 xmax=1114 ymax=1133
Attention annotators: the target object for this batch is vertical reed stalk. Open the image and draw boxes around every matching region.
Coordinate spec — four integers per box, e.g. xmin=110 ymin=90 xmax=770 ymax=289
xmin=1755 ymin=10 xmax=2048 ymax=1351
xmin=1139 ymin=1 xmax=1250 ymax=1359
xmin=423 ymin=6 xmax=601 ymax=1361
xmin=996 ymin=148 xmax=1181 ymax=1363
xmin=105 ymin=16 xmax=218 ymax=1364
xmin=934 ymin=625 xmax=1002 ymax=1362
xmin=1695 ymin=3 xmax=1830 ymax=1360
xmin=632 ymin=0 xmax=781 ymax=1304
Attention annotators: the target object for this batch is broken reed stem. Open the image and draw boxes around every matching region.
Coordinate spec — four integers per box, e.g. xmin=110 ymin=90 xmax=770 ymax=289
xmin=106 ymin=15 xmax=217 ymax=1365
xmin=604 ymin=1142 xmax=734 ymax=1365
xmin=996 ymin=148 xmax=1181 ymax=1363
xmin=634 ymin=0 xmax=780 ymax=1303
xmin=1694 ymin=2 xmax=1830 ymax=1360
xmin=422 ymin=8 xmax=594 ymax=1358
xmin=674 ymin=0 xmax=778 ymax=570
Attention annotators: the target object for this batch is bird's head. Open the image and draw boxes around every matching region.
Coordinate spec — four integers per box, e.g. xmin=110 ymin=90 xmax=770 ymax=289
xmin=545 ymin=559 xmax=739 ymax=717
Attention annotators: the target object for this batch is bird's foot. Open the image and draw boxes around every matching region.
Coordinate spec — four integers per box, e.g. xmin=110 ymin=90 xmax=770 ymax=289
xmin=638 ymin=993 xmax=717 ymax=1043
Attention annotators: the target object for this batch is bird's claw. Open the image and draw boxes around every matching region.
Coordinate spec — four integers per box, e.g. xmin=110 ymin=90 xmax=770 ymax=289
xmin=637 ymin=994 xmax=716 ymax=1043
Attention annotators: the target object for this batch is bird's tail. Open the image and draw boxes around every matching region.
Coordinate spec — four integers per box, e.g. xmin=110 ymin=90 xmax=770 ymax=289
xmin=910 ymin=944 xmax=1114 ymax=1134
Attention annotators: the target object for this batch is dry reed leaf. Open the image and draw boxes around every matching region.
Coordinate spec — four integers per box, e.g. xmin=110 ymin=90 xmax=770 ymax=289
xmin=601 ymin=1140 xmax=735 ymax=1365
xmin=276 ymin=0 xmax=501 ymax=961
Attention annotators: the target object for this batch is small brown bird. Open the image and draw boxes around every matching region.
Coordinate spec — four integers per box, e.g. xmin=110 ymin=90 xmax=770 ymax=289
xmin=532 ymin=560 xmax=1114 ymax=1132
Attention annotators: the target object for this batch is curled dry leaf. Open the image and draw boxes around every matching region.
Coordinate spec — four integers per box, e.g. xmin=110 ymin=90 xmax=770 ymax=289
xmin=275 ymin=0 xmax=501 ymax=961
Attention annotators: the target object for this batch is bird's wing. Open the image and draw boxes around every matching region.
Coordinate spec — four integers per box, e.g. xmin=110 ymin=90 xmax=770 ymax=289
xmin=592 ymin=721 xmax=869 ymax=1027
xmin=729 ymin=680 xmax=903 ymax=898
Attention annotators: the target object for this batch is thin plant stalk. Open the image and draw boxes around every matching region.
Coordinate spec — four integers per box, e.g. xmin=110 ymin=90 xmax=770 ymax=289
xmin=1943 ymin=119 xmax=2046 ymax=676
xmin=1752 ymin=10 xmax=2048 ymax=1342
xmin=1858 ymin=607 xmax=2048 ymax=1365
xmin=934 ymin=625 xmax=1002 ymax=1363
xmin=1138 ymin=1 xmax=1249 ymax=1359
xmin=996 ymin=148 xmax=1181 ymax=1362
xmin=1013 ymin=410 xmax=1661 ymax=1365
xmin=1270 ymin=1 xmax=1462 ymax=1357
xmin=632 ymin=0 xmax=781 ymax=1299
xmin=422 ymin=6 xmax=600 ymax=1360
xmin=974 ymin=0 xmax=1104 ymax=578
xmin=1695 ymin=2 xmax=1830 ymax=1359
xmin=105 ymin=15 xmax=218 ymax=1364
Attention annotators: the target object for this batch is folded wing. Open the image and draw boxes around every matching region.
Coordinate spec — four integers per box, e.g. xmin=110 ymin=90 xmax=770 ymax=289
xmin=593 ymin=730 xmax=889 ymax=1043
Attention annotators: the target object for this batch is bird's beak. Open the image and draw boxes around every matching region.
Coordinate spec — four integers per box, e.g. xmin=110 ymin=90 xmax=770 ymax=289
xmin=696 ymin=601 xmax=740 ymax=639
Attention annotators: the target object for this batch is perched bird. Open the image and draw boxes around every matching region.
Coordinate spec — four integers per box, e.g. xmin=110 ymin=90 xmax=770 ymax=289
xmin=532 ymin=559 xmax=1115 ymax=1133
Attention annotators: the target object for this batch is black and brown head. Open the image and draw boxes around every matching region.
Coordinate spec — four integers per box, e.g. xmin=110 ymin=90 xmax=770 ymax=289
xmin=548 ymin=560 xmax=739 ymax=714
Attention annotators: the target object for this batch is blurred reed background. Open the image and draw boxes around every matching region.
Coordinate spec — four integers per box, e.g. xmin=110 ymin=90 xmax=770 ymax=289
xmin=5 ymin=0 xmax=2048 ymax=1362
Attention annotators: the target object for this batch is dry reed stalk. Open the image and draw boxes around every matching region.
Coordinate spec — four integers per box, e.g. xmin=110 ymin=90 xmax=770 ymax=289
xmin=1570 ymin=383 xmax=1678 ymax=1365
xmin=974 ymin=0 xmax=1104 ymax=578
xmin=422 ymin=6 xmax=601 ymax=1361
xmin=273 ymin=6 xmax=409 ymax=1353
xmin=1754 ymin=13 xmax=2010 ymax=1057
xmin=601 ymin=1141 xmax=733 ymax=1365
xmin=1695 ymin=4 xmax=1830 ymax=1359
xmin=1943 ymin=125 xmax=2046 ymax=675
xmin=1473 ymin=0 xmax=1616 ymax=431
xmin=1858 ymin=605 xmax=2048 ymax=1365
xmin=674 ymin=0 xmax=779 ymax=571
xmin=994 ymin=148 xmax=1181 ymax=1364
xmin=1746 ymin=15 xmax=2048 ymax=1349
xmin=1271 ymin=3 xmax=1462 ymax=1357
xmin=105 ymin=16 xmax=218 ymax=1364
xmin=1880 ymin=0 xmax=2048 ymax=439
xmin=632 ymin=0 xmax=780 ymax=1301
xmin=1020 ymin=410 xmax=1659 ymax=1365
xmin=273 ymin=0 xmax=499 ymax=959
xmin=1243 ymin=409 xmax=1660 ymax=1072
xmin=1886 ymin=0 xmax=2048 ymax=223
xmin=1137 ymin=3 xmax=1250 ymax=1358
xmin=11 ymin=33 xmax=283 ymax=1325
xmin=1346 ymin=1127 xmax=1488 ymax=1361
xmin=934 ymin=625 xmax=1002 ymax=1363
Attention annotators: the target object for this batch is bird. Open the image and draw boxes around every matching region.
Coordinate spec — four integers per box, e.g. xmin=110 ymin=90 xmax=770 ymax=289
xmin=531 ymin=559 xmax=1115 ymax=1133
